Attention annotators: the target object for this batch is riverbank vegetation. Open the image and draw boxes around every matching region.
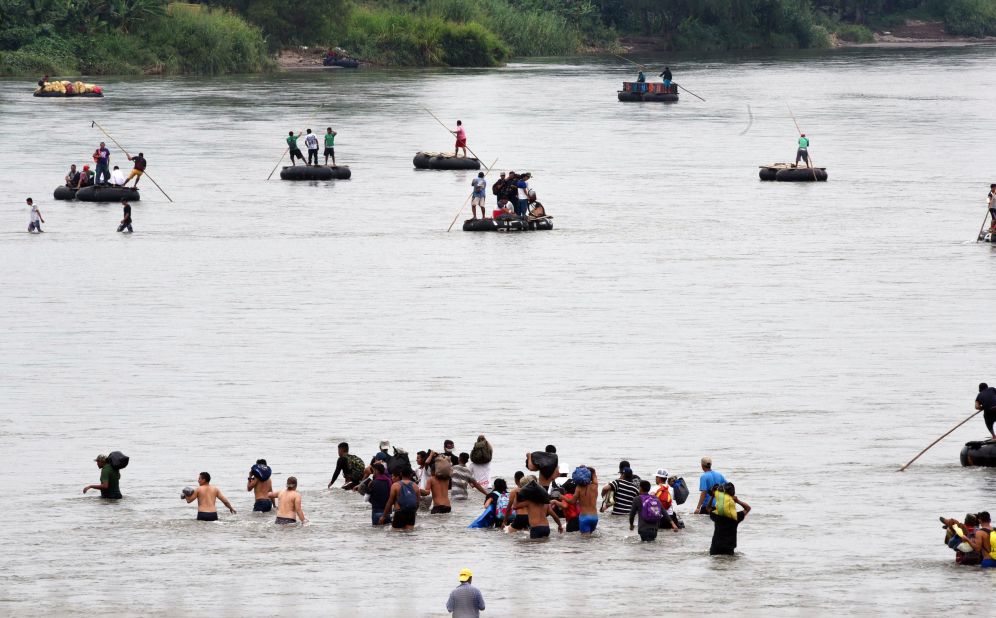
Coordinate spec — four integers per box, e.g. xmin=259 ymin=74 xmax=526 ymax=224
xmin=0 ymin=2 xmax=269 ymax=76
xmin=1 ymin=0 xmax=994 ymax=76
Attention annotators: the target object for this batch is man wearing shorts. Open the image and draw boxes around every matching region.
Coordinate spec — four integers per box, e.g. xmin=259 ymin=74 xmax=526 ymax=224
xmin=513 ymin=495 xmax=563 ymax=540
xmin=124 ymin=152 xmax=146 ymax=188
xmin=286 ymin=131 xmax=305 ymax=165
xmin=471 ymin=172 xmax=486 ymax=219
xmin=324 ymin=127 xmax=337 ymax=165
xmin=453 ymin=120 xmax=467 ymax=157
xmin=380 ymin=468 xmax=426 ymax=531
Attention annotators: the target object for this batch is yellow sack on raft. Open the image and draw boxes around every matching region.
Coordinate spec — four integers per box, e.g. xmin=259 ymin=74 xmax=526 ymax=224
xmin=74 ymin=81 xmax=84 ymax=92
xmin=713 ymin=491 xmax=738 ymax=520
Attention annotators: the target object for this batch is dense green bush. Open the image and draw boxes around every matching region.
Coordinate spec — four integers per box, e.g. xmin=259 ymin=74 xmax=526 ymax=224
xmin=341 ymin=8 xmax=508 ymax=66
xmin=938 ymin=0 xmax=996 ymax=37
xmin=141 ymin=5 xmax=270 ymax=73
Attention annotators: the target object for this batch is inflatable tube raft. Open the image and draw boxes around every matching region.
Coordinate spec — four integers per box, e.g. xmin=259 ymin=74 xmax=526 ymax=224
xmin=76 ymin=185 xmax=140 ymax=202
xmin=979 ymin=231 xmax=994 ymax=243
xmin=280 ymin=165 xmax=351 ymax=180
xmin=960 ymin=440 xmax=996 ymax=466
xmin=759 ymin=164 xmax=827 ymax=182
xmin=33 ymin=91 xmax=103 ymax=97
xmin=53 ymin=186 xmax=78 ymax=200
xmin=463 ymin=217 xmax=553 ymax=232
xmin=413 ymin=152 xmax=481 ymax=170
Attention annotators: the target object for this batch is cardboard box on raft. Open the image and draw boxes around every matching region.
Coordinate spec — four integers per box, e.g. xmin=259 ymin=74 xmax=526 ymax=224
xmin=621 ymin=82 xmax=677 ymax=94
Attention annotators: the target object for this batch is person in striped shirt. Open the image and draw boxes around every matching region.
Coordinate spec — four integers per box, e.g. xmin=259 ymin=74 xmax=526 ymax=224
xmin=603 ymin=467 xmax=639 ymax=516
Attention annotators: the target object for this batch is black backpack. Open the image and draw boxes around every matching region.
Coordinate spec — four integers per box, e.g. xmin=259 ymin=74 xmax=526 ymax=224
xmin=671 ymin=477 xmax=689 ymax=505
xmin=108 ymin=451 xmax=129 ymax=470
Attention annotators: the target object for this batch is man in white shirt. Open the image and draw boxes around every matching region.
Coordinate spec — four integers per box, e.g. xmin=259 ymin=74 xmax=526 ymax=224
xmin=26 ymin=197 xmax=44 ymax=233
xmin=304 ymin=129 xmax=320 ymax=166
xmin=110 ymin=166 xmax=127 ymax=186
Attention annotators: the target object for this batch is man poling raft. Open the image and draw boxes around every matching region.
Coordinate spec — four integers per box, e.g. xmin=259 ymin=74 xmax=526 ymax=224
xmin=416 ymin=111 xmax=481 ymax=170
xmin=977 ymin=184 xmax=996 ymax=242
xmin=54 ymin=141 xmax=141 ymax=201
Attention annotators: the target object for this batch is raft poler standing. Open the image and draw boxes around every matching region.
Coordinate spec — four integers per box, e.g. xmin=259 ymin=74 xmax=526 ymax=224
xmin=637 ymin=71 xmax=646 ymax=83
xmin=304 ymin=128 xmax=320 ymax=166
xmin=453 ymin=120 xmax=467 ymax=158
xmin=795 ymin=133 xmax=811 ymax=168
xmin=124 ymin=152 xmax=146 ymax=188
xmin=471 ymin=172 xmax=487 ymax=220
xmin=659 ymin=66 xmax=672 ymax=86
xmin=324 ymin=127 xmax=337 ymax=165
xmin=286 ymin=131 xmax=305 ymax=165
xmin=976 ymin=382 xmax=996 ymax=441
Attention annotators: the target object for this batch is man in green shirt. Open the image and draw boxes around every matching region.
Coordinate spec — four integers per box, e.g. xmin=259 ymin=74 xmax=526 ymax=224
xmin=286 ymin=131 xmax=305 ymax=165
xmin=795 ymin=133 xmax=811 ymax=168
xmin=83 ymin=454 xmax=122 ymax=500
xmin=324 ymin=127 xmax=337 ymax=165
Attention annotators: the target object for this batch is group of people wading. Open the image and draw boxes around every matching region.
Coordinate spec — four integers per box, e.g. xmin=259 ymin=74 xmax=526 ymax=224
xmin=81 ymin=437 xmax=752 ymax=557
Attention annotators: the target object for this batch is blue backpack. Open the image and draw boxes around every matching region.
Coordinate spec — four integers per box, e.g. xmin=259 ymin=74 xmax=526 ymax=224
xmin=398 ymin=481 xmax=418 ymax=511
xmin=571 ymin=466 xmax=592 ymax=486
xmin=639 ymin=494 xmax=664 ymax=523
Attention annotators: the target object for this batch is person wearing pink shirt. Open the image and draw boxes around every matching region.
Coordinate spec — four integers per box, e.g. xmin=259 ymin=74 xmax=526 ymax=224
xmin=453 ymin=120 xmax=467 ymax=157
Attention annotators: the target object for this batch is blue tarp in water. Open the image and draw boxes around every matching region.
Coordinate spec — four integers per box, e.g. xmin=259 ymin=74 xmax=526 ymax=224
xmin=468 ymin=507 xmax=495 ymax=529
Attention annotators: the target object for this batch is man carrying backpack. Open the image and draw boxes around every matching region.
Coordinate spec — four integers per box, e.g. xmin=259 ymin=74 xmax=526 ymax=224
xmin=380 ymin=468 xmax=428 ymax=531
xmin=328 ymin=442 xmax=365 ymax=490
xmin=629 ymin=480 xmax=664 ymax=542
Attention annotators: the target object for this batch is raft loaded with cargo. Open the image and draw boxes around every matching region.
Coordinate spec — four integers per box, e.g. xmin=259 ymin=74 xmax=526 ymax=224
xmin=759 ymin=163 xmax=828 ymax=182
xmin=463 ymin=215 xmax=553 ymax=232
xmin=280 ymin=165 xmax=351 ymax=180
xmin=414 ymin=152 xmax=481 ymax=170
xmin=34 ymin=80 xmax=104 ymax=97
xmin=960 ymin=440 xmax=996 ymax=466
xmin=617 ymin=82 xmax=678 ymax=103
xmin=53 ymin=185 xmax=140 ymax=201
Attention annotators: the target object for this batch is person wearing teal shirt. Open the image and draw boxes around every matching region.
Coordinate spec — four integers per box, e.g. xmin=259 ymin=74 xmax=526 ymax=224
xmin=795 ymin=133 xmax=811 ymax=168
xmin=324 ymin=127 xmax=337 ymax=165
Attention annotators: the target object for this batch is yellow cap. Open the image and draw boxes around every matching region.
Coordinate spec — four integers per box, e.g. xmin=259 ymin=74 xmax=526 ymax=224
xmin=458 ymin=568 xmax=472 ymax=582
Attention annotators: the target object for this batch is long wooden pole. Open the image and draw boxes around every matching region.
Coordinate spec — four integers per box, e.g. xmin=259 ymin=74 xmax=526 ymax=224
xmin=422 ymin=107 xmax=484 ymax=163
xmin=787 ymin=105 xmax=819 ymax=181
xmin=977 ymin=205 xmax=992 ymax=242
xmin=447 ymin=157 xmax=499 ymax=232
xmin=267 ymin=103 xmax=324 ymax=180
xmin=898 ymin=409 xmax=983 ymax=471
xmin=91 ymin=121 xmax=173 ymax=202
xmin=674 ymin=82 xmax=705 ymax=102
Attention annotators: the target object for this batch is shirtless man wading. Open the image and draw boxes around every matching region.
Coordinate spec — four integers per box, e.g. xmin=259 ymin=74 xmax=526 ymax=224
xmin=570 ymin=467 xmax=599 ymax=535
xmin=428 ymin=468 xmax=452 ymax=514
xmin=513 ymin=496 xmax=563 ymax=540
xmin=246 ymin=459 xmax=273 ymax=513
xmin=268 ymin=476 xmax=306 ymax=525
xmin=183 ymin=472 xmax=236 ymax=521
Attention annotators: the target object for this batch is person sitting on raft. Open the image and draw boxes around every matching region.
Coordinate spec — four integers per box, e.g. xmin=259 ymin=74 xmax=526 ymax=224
xmin=77 ymin=165 xmax=94 ymax=188
xmin=526 ymin=191 xmax=546 ymax=220
xmin=493 ymin=198 xmax=514 ymax=220
xmin=65 ymin=164 xmax=80 ymax=187
xmin=38 ymin=74 xmax=49 ymax=89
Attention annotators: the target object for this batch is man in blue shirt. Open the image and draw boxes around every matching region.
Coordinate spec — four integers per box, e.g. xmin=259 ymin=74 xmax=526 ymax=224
xmin=446 ymin=568 xmax=485 ymax=618
xmin=694 ymin=456 xmax=726 ymax=514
